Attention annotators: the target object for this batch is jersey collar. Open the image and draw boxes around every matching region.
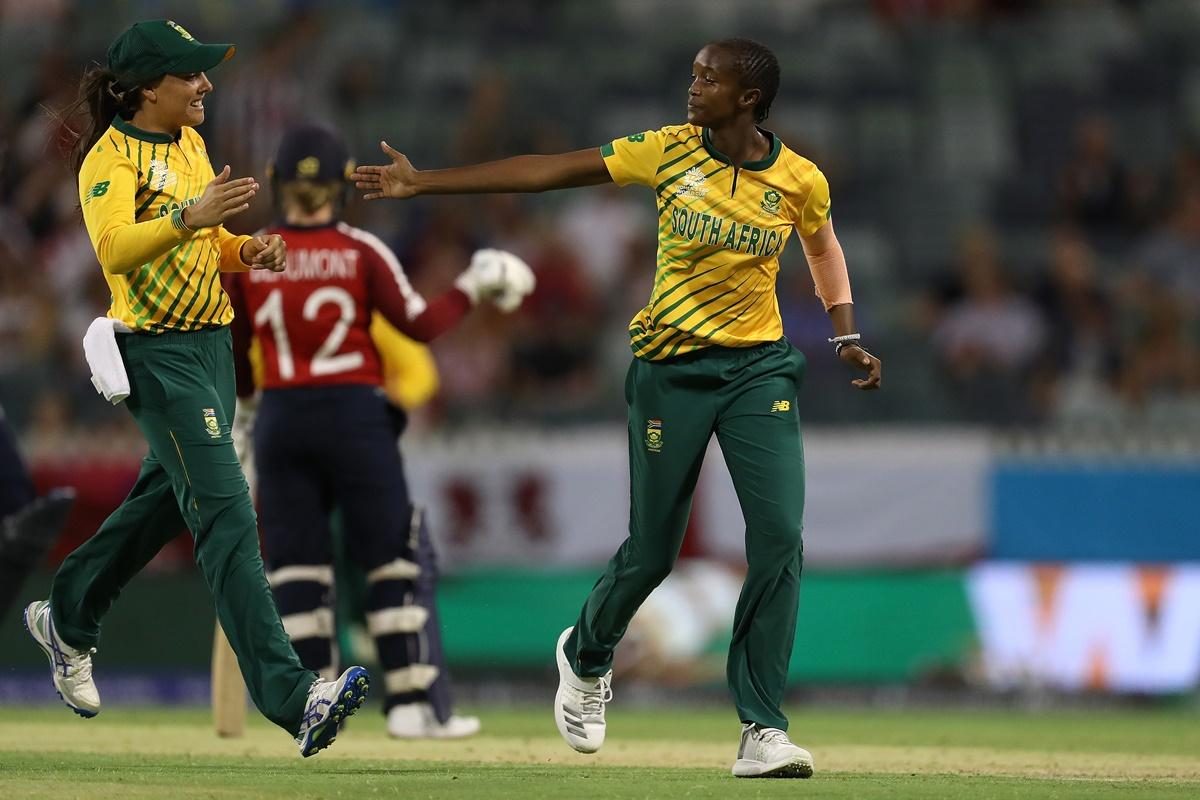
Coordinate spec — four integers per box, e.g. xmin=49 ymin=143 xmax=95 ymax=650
xmin=701 ymin=126 xmax=782 ymax=171
xmin=277 ymin=220 xmax=339 ymax=231
xmin=112 ymin=116 xmax=177 ymax=145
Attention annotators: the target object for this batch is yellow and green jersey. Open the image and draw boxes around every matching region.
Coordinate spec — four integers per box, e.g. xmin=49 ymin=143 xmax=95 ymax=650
xmin=601 ymin=123 xmax=832 ymax=361
xmin=78 ymin=116 xmax=252 ymax=333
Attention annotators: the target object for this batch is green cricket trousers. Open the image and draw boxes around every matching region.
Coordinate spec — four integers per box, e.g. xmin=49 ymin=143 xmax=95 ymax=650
xmin=49 ymin=327 xmax=314 ymax=734
xmin=566 ymin=338 xmax=806 ymax=731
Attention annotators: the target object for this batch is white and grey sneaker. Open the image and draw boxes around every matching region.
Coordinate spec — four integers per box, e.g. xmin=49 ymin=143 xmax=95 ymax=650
xmin=295 ymin=666 xmax=370 ymax=757
xmin=732 ymin=723 xmax=814 ymax=778
xmin=23 ymin=600 xmax=100 ymax=718
xmin=387 ymin=702 xmax=481 ymax=739
xmin=553 ymin=626 xmax=612 ymax=753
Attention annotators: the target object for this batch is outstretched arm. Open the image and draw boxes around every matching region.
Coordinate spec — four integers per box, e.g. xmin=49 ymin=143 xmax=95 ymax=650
xmin=353 ymin=142 xmax=613 ymax=199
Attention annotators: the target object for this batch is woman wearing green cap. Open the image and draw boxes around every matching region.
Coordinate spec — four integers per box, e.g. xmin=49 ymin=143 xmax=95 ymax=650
xmin=22 ymin=19 xmax=369 ymax=758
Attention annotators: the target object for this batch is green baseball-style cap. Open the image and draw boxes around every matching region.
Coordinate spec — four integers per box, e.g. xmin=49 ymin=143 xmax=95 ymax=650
xmin=107 ymin=19 xmax=234 ymax=88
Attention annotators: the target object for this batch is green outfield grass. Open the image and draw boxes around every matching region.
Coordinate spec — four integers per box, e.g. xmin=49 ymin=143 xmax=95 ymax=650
xmin=1 ymin=704 xmax=1198 ymax=798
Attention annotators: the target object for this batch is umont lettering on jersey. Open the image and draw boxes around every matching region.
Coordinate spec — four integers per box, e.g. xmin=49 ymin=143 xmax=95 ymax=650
xmin=250 ymin=248 xmax=360 ymax=283
xmin=669 ymin=207 xmax=785 ymax=258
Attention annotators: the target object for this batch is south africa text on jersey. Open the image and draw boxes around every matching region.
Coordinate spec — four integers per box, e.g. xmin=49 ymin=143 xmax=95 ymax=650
xmin=669 ymin=207 xmax=786 ymax=258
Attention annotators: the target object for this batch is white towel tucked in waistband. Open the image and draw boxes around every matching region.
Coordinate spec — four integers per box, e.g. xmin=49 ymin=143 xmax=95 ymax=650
xmin=82 ymin=317 xmax=132 ymax=404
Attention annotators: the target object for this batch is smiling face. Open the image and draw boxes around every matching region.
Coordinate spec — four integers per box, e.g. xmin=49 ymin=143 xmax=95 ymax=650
xmin=686 ymin=45 xmax=759 ymax=128
xmin=137 ymin=72 xmax=213 ymax=132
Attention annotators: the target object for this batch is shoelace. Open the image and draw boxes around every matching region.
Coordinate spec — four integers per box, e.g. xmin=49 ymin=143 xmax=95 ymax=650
xmin=70 ymin=649 xmax=97 ymax=682
xmin=300 ymin=704 xmax=327 ymax=730
xmin=754 ymin=726 xmax=790 ymax=747
xmin=300 ymin=696 xmax=330 ymax=730
xmin=579 ymin=675 xmax=613 ymax=716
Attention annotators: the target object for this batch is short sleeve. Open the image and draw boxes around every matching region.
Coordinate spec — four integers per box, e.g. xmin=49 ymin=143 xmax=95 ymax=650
xmin=796 ymin=168 xmax=832 ymax=237
xmin=600 ymin=129 xmax=667 ymax=188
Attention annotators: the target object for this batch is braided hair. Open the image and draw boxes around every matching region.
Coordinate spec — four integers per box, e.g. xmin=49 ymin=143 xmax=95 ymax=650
xmin=709 ymin=38 xmax=780 ymax=124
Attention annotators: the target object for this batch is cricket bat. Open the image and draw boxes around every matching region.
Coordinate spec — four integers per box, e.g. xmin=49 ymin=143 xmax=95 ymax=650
xmin=211 ymin=621 xmax=246 ymax=737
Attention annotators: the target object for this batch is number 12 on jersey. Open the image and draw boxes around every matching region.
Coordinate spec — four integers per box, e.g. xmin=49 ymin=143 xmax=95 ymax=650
xmin=253 ymin=286 xmax=365 ymax=380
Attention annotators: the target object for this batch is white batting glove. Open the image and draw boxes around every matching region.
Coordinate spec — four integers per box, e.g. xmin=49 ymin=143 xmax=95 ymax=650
xmin=491 ymin=250 xmax=535 ymax=313
xmin=455 ymin=248 xmax=536 ymax=312
xmin=232 ymin=393 xmax=259 ymax=496
xmin=454 ymin=248 xmax=505 ymax=305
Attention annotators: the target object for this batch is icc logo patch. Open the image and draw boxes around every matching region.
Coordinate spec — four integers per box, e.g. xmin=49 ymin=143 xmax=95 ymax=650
xmin=761 ymin=189 xmax=782 ymax=215
xmin=645 ymin=419 xmax=663 ymax=453
xmin=147 ymin=159 xmax=177 ymax=193
xmin=676 ymin=167 xmax=709 ymax=199
xmin=202 ymin=408 xmax=221 ymax=439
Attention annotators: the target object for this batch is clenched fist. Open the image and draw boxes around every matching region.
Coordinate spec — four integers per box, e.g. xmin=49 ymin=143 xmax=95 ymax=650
xmin=240 ymin=234 xmax=286 ymax=272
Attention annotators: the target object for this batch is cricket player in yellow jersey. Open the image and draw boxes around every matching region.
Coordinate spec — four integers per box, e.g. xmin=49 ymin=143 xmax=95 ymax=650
xmin=21 ymin=19 xmax=369 ymax=758
xmin=355 ymin=38 xmax=882 ymax=777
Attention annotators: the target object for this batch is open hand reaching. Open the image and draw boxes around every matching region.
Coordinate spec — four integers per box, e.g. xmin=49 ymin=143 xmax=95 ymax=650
xmin=352 ymin=141 xmax=419 ymax=200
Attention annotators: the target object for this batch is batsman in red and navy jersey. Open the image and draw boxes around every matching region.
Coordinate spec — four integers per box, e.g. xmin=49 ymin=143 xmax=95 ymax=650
xmin=231 ymin=219 xmax=466 ymax=390
xmin=225 ymin=125 xmax=534 ymax=739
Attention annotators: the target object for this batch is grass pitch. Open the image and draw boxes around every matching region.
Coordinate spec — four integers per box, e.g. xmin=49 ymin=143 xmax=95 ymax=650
xmin=1 ymin=703 xmax=1198 ymax=798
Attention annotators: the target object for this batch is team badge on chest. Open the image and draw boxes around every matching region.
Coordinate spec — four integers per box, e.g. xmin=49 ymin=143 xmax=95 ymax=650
xmin=645 ymin=419 xmax=663 ymax=453
xmin=761 ymin=190 xmax=782 ymax=216
xmin=202 ymin=408 xmax=221 ymax=439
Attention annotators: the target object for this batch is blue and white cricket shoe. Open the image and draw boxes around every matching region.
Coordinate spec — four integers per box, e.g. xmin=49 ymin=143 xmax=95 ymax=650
xmin=24 ymin=599 xmax=100 ymax=718
xmin=295 ymin=666 xmax=370 ymax=757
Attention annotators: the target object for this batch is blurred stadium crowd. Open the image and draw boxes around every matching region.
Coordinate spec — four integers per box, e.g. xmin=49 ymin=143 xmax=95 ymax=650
xmin=3 ymin=0 xmax=1200 ymax=443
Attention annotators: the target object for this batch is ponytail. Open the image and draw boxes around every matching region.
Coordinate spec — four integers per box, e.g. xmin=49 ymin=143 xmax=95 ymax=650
xmin=54 ymin=64 xmax=146 ymax=176
xmin=278 ymin=180 xmax=345 ymax=217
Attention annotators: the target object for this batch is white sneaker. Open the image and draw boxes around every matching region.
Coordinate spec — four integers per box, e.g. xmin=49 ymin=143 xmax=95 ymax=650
xmin=553 ymin=626 xmax=612 ymax=753
xmin=23 ymin=600 xmax=100 ymax=718
xmin=295 ymin=665 xmax=370 ymax=757
xmin=387 ymin=702 xmax=481 ymax=739
xmin=731 ymin=723 xmax=814 ymax=778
